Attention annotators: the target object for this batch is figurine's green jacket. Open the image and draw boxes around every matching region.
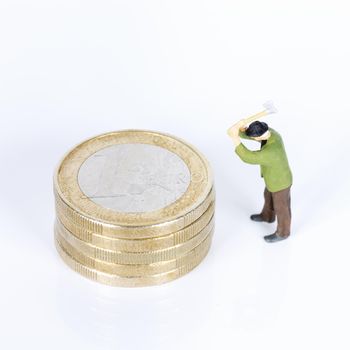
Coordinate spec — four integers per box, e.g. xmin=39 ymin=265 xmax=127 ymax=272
xmin=235 ymin=128 xmax=293 ymax=192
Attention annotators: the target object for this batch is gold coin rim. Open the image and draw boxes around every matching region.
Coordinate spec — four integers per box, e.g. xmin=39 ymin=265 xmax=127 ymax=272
xmin=55 ymin=229 xmax=213 ymax=277
xmin=55 ymin=187 xmax=214 ymax=238
xmin=54 ymin=130 xmax=214 ymax=229
xmin=55 ymin=235 xmax=212 ymax=287
xmin=56 ymin=201 xmax=215 ymax=251
xmin=54 ymin=218 xmax=214 ymax=265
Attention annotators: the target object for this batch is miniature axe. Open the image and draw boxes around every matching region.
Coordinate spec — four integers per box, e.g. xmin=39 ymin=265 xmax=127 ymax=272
xmin=227 ymin=101 xmax=278 ymax=135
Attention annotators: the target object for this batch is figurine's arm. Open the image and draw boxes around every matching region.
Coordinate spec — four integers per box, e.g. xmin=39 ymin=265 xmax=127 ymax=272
xmin=235 ymin=144 xmax=269 ymax=165
xmin=227 ymin=120 xmax=245 ymax=147
xmin=227 ymin=101 xmax=277 ymax=141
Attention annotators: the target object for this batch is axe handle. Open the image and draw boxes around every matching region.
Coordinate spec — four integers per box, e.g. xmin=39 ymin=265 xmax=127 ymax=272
xmin=227 ymin=109 xmax=269 ymax=136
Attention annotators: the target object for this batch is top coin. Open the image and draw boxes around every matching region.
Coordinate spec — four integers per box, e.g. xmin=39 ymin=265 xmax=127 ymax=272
xmin=54 ymin=130 xmax=213 ymax=235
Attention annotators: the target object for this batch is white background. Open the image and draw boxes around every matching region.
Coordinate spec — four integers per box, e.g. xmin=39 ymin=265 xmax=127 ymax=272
xmin=1 ymin=1 xmax=350 ymax=349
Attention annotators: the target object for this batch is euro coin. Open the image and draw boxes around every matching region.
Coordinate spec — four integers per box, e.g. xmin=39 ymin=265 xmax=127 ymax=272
xmin=54 ymin=130 xmax=214 ymax=238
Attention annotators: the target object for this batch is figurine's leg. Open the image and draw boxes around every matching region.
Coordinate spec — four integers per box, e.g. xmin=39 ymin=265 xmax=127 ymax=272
xmin=250 ymin=188 xmax=276 ymax=223
xmin=272 ymin=187 xmax=291 ymax=238
xmin=288 ymin=191 xmax=292 ymax=218
xmin=261 ymin=188 xmax=276 ymax=222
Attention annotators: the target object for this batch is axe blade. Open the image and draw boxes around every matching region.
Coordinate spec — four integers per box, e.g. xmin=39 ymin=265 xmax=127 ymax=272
xmin=263 ymin=100 xmax=278 ymax=114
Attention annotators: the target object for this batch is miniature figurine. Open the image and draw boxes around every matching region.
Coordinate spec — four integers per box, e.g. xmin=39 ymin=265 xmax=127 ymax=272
xmin=227 ymin=102 xmax=293 ymax=243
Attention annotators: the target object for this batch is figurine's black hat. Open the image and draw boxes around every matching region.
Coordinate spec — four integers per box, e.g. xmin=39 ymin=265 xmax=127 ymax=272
xmin=245 ymin=121 xmax=269 ymax=137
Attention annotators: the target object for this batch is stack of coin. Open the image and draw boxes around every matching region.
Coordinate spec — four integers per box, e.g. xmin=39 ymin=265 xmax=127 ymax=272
xmin=54 ymin=130 xmax=215 ymax=287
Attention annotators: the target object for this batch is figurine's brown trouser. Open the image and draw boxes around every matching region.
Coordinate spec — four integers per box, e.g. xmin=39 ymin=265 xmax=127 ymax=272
xmin=261 ymin=186 xmax=291 ymax=237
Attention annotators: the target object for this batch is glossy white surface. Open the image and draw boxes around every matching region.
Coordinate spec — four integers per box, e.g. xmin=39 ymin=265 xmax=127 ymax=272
xmin=1 ymin=1 xmax=349 ymax=349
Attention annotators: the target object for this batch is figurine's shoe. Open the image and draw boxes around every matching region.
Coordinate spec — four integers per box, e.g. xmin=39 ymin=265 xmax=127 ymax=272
xmin=250 ymin=214 xmax=275 ymax=223
xmin=264 ymin=233 xmax=289 ymax=243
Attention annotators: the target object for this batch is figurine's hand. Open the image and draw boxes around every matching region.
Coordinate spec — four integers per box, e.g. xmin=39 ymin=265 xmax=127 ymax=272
xmin=236 ymin=119 xmax=246 ymax=130
xmin=227 ymin=119 xmax=246 ymax=137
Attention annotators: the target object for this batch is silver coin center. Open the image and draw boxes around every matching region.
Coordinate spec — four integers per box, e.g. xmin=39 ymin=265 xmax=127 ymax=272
xmin=78 ymin=143 xmax=191 ymax=213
